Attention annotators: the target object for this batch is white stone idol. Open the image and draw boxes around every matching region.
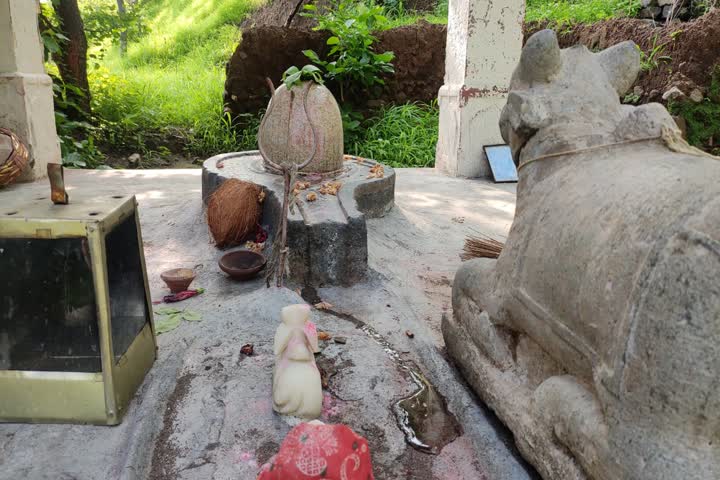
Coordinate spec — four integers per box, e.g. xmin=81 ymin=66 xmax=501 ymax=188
xmin=272 ymin=304 xmax=322 ymax=419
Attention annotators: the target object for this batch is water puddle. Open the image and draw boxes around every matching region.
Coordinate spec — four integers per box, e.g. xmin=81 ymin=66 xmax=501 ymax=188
xmin=301 ymin=286 xmax=461 ymax=454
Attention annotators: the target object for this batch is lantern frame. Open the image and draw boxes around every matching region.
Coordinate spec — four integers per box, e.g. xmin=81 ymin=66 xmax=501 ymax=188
xmin=0 ymin=194 xmax=156 ymax=425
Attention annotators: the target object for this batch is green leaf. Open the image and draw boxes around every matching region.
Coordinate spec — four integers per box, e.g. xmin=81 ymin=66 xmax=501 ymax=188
xmin=284 ymin=71 xmax=302 ymax=87
xmin=303 ymin=49 xmax=321 ymax=63
xmin=155 ymin=313 xmax=182 ymax=334
xmin=301 ymin=64 xmax=322 ymax=74
xmin=375 ymin=52 xmax=395 ymax=62
xmin=43 ymin=37 xmax=61 ymax=54
xmin=155 ymin=307 xmax=182 ymax=315
xmin=327 ymin=36 xmax=340 ymax=45
xmin=182 ymin=310 xmax=202 ymax=322
xmin=282 ymin=65 xmax=300 ymax=79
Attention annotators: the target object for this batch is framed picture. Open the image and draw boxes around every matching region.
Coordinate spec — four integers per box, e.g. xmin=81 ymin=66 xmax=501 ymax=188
xmin=484 ymin=144 xmax=518 ymax=183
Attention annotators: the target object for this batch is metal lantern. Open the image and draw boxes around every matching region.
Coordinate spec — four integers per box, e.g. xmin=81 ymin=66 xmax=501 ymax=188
xmin=0 ymin=178 xmax=156 ymax=425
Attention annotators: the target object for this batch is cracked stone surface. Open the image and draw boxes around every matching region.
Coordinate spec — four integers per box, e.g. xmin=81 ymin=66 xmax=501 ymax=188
xmin=0 ymin=168 xmax=534 ymax=480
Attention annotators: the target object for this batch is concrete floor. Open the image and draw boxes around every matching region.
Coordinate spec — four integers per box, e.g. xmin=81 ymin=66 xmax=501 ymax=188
xmin=0 ymin=168 xmax=536 ymax=480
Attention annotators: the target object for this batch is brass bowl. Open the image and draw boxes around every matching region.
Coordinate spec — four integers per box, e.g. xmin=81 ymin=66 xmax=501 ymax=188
xmin=160 ymin=268 xmax=196 ymax=293
xmin=219 ymin=251 xmax=266 ymax=281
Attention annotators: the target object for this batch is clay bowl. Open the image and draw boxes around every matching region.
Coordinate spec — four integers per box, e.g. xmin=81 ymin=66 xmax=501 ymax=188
xmin=219 ymin=251 xmax=266 ymax=281
xmin=160 ymin=268 xmax=196 ymax=293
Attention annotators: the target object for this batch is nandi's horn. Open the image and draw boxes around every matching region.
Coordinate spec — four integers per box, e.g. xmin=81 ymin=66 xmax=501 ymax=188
xmin=596 ymin=41 xmax=641 ymax=95
xmin=518 ymin=30 xmax=562 ymax=84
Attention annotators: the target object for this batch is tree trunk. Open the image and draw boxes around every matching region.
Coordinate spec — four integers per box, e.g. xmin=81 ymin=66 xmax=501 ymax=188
xmin=54 ymin=0 xmax=91 ymax=115
xmin=117 ymin=0 xmax=127 ymax=56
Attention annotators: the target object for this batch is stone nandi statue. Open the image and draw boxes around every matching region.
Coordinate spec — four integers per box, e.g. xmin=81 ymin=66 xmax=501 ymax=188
xmin=444 ymin=29 xmax=720 ymax=480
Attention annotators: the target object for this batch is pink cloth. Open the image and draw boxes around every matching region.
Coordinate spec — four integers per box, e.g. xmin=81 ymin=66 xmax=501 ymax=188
xmin=257 ymin=423 xmax=375 ymax=480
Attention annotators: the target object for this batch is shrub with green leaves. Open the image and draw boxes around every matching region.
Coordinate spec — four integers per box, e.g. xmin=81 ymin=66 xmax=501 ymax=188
xmin=52 ymin=78 xmax=104 ymax=168
xmin=302 ymin=0 xmax=395 ymax=101
xmin=670 ymin=67 xmax=720 ymax=156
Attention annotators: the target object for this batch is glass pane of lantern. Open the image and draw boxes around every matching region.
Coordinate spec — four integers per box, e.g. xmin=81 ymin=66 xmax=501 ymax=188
xmin=0 ymin=238 xmax=102 ymax=372
xmin=105 ymin=214 xmax=150 ymax=363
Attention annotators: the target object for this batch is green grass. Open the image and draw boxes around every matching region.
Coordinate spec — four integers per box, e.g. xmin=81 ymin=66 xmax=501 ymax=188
xmin=85 ymin=0 xmax=641 ymax=165
xmin=88 ymin=0 xmax=263 ymax=156
xmin=525 ymin=0 xmax=641 ymax=24
xmin=348 ymin=102 xmax=438 ymax=168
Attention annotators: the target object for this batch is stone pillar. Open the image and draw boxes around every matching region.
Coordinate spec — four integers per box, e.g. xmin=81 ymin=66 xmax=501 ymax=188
xmin=436 ymin=0 xmax=524 ymax=177
xmin=0 ymin=0 xmax=61 ymax=182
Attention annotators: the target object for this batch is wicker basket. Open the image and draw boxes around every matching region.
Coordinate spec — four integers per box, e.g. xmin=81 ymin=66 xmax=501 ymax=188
xmin=0 ymin=128 xmax=29 ymax=186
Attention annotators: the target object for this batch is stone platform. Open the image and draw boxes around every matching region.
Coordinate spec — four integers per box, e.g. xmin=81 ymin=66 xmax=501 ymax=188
xmin=0 ymin=168 xmax=532 ymax=480
xmin=202 ymin=152 xmax=395 ymax=286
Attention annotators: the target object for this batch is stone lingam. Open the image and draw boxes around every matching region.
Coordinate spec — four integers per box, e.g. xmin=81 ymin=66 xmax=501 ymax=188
xmin=444 ymin=30 xmax=720 ymax=480
xmin=203 ymin=79 xmax=395 ymax=286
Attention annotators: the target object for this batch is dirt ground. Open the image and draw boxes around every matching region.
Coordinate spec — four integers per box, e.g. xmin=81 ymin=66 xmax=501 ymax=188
xmin=224 ymin=22 xmax=446 ymax=116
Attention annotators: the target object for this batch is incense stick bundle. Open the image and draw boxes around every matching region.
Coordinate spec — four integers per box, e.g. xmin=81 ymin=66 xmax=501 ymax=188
xmin=461 ymin=234 xmax=504 ymax=260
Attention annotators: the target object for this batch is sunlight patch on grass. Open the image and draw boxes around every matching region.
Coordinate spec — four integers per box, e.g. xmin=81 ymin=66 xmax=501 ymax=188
xmin=525 ymin=0 xmax=641 ymax=24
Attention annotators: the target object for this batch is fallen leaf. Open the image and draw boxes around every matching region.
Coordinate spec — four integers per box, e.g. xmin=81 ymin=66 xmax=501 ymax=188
xmin=306 ymin=192 xmax=317 ymax=202
xmin=318 ymin=331 xmax=332 ymax=341
xmin=155 ymin=314 xmax=182 ymax=334
xmin=154 ymin=308 xmax=202 ymax=334
xmin=245 ymin=241 xmax=265 ymax=253
xmin=293 ymin=181 xmax=311 ymax=196
xmin=183 ymin=310 xmax=202 ymax=322
xmin=318 ymin=181 xmax=342 ymax=196
xmin=367 ymin=163 xmax=385 ymax=179
xmin=318 ymin=364 xmax=329 ymax=389
xmin=314 ymin=301 xmax=333 ymax=310
xmin=240 ymin=344 xmax=254 ymax=356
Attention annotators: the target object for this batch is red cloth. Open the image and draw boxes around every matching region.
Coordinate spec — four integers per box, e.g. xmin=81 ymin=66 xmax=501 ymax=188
xmin=257 ymin=423 xmax=375 ymax=480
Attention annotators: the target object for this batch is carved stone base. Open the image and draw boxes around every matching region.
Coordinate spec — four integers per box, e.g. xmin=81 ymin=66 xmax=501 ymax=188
xmin=202 ymin=152 xmax=395 ymax=286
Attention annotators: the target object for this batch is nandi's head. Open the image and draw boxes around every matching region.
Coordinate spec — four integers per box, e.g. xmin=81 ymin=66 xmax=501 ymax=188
xmin=500 ymin=30 xmax=650 ymax=162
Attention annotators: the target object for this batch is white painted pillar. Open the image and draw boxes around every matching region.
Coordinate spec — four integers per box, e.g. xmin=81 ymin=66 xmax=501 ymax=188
xmin=0 ymin=0 xmax=60 ymax=182
xmin=436 ymin=0 xmax=524 ymax=177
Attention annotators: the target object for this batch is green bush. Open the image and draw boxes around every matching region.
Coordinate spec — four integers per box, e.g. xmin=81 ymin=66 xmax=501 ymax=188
xmin=670 ymin=67 xmax=720 ymax=156
xmin=52 ymin=78 xmax=104 ymax=168
xmin=302 ymin=0 xmax=395 ymax=102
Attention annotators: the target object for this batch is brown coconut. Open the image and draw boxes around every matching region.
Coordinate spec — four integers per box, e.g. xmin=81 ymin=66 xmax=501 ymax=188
xmin=207 ymin=179 xmax=263 ymax=248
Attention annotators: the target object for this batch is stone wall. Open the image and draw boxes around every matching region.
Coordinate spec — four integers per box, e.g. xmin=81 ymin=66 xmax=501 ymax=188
xmin=638 ymin=0 xmax=703 ymax=21
xmin=223 ymin=22 xmax=446 ymax=116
